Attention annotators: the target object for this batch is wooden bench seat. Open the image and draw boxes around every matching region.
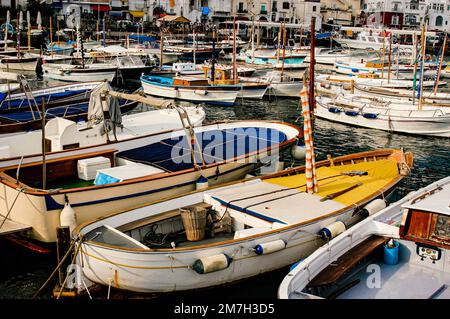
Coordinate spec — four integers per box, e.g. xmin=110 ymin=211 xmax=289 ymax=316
xmin=309 ymin=235 xmax=387 ymax=287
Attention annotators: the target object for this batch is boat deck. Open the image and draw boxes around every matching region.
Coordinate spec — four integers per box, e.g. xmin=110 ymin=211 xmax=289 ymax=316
xmin=207 ymin=158 xmax=401 ymax=227
xmin=336 ymin=258 xmax=450 ymax=299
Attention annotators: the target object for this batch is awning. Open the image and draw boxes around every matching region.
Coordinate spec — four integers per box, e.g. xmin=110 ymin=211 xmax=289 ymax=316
xmin=157 ymin=15 xmax=191 ymax=23
xmin=109 ymin=11 xmax=123 ymax=17
xmin=130 ymin=11 xmax=145 ymax=18
xmin=91 ymin=5 xmax=111 ymax=12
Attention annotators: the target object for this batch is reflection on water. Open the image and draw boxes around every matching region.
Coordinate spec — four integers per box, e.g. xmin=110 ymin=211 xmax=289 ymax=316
xmin=0 ymin=79 xmax=449 ymax=299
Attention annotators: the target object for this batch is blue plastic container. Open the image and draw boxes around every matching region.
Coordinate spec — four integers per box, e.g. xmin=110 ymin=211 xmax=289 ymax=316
xmin=383 ymin=240 xmax=399 ymax=265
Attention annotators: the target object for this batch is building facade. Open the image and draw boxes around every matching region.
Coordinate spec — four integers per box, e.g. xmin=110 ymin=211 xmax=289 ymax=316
xmin=361 ymin=0 xmax=450 ymax=31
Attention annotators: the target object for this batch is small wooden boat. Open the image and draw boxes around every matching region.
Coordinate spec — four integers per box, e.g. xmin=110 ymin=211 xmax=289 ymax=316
xmin=73 ymin=149 xmax=412 ymax=293
xmin=42 ymin=63 xmax=118 ymax=82
xmin=201 ymin=64 xmax=269 ymax=100
xmin=141 ymin=75 xmax=239 ymax=105
xmin=317 ymin=74 xmax=446 ymax=89
xmin=0 ymin=120 xmax=301 ymax=242
xmin=0 ymin=97 xmax=139 ymax=134
xmin=0 ymin=97 xmax=206 ymax=166
xmin=316 ymin=95 xmax=450 ymax=138
xmin=279 ymin=176 xmax=450 ymax=299
xmin=334 ymin=61 xmax=436 ymax=80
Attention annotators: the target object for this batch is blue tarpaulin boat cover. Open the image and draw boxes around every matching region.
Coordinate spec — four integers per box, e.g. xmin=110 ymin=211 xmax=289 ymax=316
xmin=117 ymin=127 xmax=287 ymax=173
xmin=315 ymin=32 xmax=332 ymax=39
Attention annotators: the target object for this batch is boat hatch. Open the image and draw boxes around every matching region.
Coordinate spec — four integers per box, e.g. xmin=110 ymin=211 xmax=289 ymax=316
xmin=400 ymin=180 xmax=450 ymax=249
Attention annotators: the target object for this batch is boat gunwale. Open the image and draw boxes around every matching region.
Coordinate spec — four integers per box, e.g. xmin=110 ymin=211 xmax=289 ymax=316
xmin=74 ymin=149 xmax=413 ymax=253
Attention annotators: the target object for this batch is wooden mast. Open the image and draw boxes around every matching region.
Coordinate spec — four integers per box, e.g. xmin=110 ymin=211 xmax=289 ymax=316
xmin=434 ymin=33 xmax=446 ymax=95
xmin=380 ymin=30 xmax=386 ymax=79
xmin=412 ymin=32 xmax=418 ymax=105
xmin=280 ymin=23 xmax=286 ymax=81
xmin=309 ymin=17 xmax=316 ymax=118
xmin=276 ymin=23 xmax=282 ymax=63
xmin=387 ymin=33 xmax=392 ymax=83
xmin=27 ymin=11 xmax=30 ymax=51
xmin=232 ymin=16 xmax=237 ymax=82
xmin=160 ymin=18 xmax=164 ymax=67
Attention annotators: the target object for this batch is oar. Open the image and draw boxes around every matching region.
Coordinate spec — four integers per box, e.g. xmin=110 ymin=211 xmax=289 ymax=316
xmin=320 ymin=182 xmax=363 ymax=202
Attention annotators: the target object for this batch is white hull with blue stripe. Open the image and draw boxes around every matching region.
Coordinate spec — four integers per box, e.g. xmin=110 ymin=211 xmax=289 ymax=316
xmin=316 ymin=95 xmax=450 ymax=137
xmin=141 ymin=75 xmax=239 ymax=106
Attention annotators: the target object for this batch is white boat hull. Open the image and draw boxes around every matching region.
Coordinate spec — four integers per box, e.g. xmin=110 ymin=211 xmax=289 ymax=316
xmin=278 ymin=177 xmax=450 ymax=299
xmin=141 ymin=80 xmax=238 ymax=105
xmin=315 ymin=97 xmax=450 ymax=137
xmin=79 ymin=209 xmax=353 ymax=292
xmin=42 ymin=64 xmax=117 ymax=82
xmin=269 ymin=81 xmax=302 ymax=98
xmin=0 ymin=60 xmax=38 ymax=71
xmin=237 ymin=86 xmax=268 ymax=99
xmin=0 ymin=120 xmax=300 ymax=242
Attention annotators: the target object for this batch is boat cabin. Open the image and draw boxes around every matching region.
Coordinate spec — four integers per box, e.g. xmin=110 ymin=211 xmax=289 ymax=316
xmin=400 ymin=185 xmax=450 ymax=251
xmin=202 ymin=64 xmax=238 ymax=85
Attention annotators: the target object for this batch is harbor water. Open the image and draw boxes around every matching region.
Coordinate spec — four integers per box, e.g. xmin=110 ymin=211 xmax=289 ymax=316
xmin=0 ymin=77 xmax=449 ymax=299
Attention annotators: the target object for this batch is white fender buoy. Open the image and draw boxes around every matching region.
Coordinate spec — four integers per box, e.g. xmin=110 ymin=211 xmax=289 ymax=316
xmin=196 ymin=175 xmax=209 ymax=190
xmin=192 ymin=254 xmax=232 ymax=274
xmin=60 ymin=202 xmax=77 ymax=234
xmin=361 ymin=199 xmax=386 ymax=217
xmin=254 ymin=239 xmax=286 ymax=255
xmin=318 ymin=221 xmax=346 ymax=241
xmin=291 ymin=140 xmax=306 ymax=161
xmin=260 ymin=160 xmax=284 ymax=175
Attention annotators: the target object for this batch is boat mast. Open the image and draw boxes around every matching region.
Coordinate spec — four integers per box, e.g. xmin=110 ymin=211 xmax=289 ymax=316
xmin=309 ymin=17 xmax=316 ymax=118
xmin=434 ymin=33 xmax=446 ymax=95
xmin=280 ymin=23 xmax=286 ymax=81
xmin=380 ymin=30 xmax=386 ymax=79
xmin=160 ymin=18 xmax=164 ymax=67
xmin=251 ymin=15 xmax=255 ymax=62
xmin=387 ymin=33 xmax=392 ymax=84
xmin=102 ymin=18 xmax=106 ymax=47
xmin=211 ymin=26 xmax=216 ymax=84
xmin=27 ymin=11 xmax=30 ymax=51
xmin=4 ymin=10 xmax=9 ymax=51
xmin=418 ymin=22 xmax=427 ymax=111
xmin=16 ymin=12 xmax=21 ymax=58
xmin=193 ymin=23 xmax=196 ymax=65
xmin=49 ymin=17 xmax=53 ymax=58
xmin=232 ymin=16 xmax=237 ymax=82
xmin=96 ymin=21 xmax=99 ymax=43
xmin=276 ymin=23 xmax=282 ymax=64
xmin=412 ymin=32 xmax=418 ymax=105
